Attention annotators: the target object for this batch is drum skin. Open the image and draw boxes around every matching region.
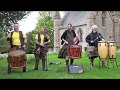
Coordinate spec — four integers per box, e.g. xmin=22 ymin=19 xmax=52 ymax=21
xmin=98 ymin=41 xmax=108 ymax=61
xmin=68 ymin=45 xmax=82 ymax=59
xmin=108 ymin=41 xmax=116 ymax=59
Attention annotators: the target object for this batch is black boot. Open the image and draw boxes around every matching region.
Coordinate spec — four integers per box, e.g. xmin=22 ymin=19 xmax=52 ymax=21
xmin=34 ymin=59 xmax=39 ymax=70
xmin=70 ymin=59 xmax=74 ymax=65
xmin=42 ymin=59 xmax=47 ymax=71
xmin=66 ymin=60 xmax=69 ymax=67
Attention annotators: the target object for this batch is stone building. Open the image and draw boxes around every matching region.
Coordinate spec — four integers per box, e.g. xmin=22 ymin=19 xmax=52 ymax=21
xmin=53 ymin=11 xmax=120 ymax=53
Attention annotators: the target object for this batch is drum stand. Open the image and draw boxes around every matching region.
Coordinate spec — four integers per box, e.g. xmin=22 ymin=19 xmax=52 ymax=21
xmin=99 ymin=57 xmax=108 ymax=69
xmin=44 ymin=48 xmax=51 ymax=71
xmin=107 ymin=56 xmax=118 ymax=68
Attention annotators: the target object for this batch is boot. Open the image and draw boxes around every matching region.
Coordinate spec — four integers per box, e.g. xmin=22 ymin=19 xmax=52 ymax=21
xmin=42 ymin=59 xmax=47 ymax=71
xmin=34 ymin=59 xmax=39 ymax=70
xmin=70 ymin=59 xmax=74 ymax=65
xmin=66 ymin=60 xmax=69 ymax=67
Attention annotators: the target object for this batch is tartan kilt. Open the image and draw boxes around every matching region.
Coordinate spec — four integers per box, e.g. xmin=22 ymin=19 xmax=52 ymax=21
xmin=58 ymin=44 xmax=69 ymax=58
xmin=34 ymin=46 xmax=47 ymax=60
xmin=85 ymin=46 xmax=98 ymax=59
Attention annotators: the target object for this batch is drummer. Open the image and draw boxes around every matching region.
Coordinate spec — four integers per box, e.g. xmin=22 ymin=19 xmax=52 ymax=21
xmin=7 ymin=22 xmax=27 ymax=50
xmin=58 ymin=23 xmax=79 ymax=67
xmin=85 ymin=25 xmax=105 ymax=68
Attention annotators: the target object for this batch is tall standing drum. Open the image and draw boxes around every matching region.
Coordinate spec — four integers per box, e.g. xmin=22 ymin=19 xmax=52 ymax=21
xmin=108 ymin=41 xmax=116 ymax=59
xmin=68 ymin=45 xmax=82 ymax=59
xmin=98 ymin=41 xmax=108 ymax=61
xmin=8 ymin=49 xmax=26 ymax=73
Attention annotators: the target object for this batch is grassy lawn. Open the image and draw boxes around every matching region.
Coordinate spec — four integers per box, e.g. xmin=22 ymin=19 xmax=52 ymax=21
xmin=0 ymin=52 xmax=120 ymax=79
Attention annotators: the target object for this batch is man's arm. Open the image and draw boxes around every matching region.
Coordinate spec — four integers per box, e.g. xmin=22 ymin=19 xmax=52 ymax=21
xmin=86 ymin=34 xmax=91 ymax=44
xmin=61 ymin=30 xmax=68 ymax=44
xmin=22 ymin=33 xmax=27 ymax=48
xmin=6 ymin=32 xmax=11 ymax=41
xmin=44 ymin=35 xmax=51 ymax=45
xmin=99 ymin=33 xmax=105 ymax=41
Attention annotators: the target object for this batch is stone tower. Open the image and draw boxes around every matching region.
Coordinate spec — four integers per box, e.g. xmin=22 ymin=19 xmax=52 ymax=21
xmin=86 ymin=11 xmax=97 ymax=35
xmin=53 ymin=11 xmax=61 ymax=53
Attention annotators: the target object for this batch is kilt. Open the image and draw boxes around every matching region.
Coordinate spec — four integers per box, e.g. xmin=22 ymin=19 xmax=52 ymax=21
xmin=34 ymin=46 xmax=47 ymax=60
xmin=85 ymin=46 xmax=98 ymax=59
xmin=58 ymin=44 xmax=69 ymax=58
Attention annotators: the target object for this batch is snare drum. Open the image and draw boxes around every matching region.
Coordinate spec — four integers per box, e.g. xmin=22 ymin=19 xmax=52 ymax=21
xmin=68 ymin=45 xmax=82 ymax=59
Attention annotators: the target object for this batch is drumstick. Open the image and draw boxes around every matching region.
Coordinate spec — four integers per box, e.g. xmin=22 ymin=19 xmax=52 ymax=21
xmin=93 ymin=37 xmax=98 ymax=42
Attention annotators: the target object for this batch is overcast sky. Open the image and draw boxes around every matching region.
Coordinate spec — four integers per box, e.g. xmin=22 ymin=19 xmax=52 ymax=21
xmin=18 ymin=11 xmax=65 ymax=34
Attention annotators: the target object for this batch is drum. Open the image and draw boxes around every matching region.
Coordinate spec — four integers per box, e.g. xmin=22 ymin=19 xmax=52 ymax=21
xmin=8 ymin=49 xmax=26 ymax=74
xmin=98 ymin=41 xmax=108 ymax=61
xmin=108 ymin=41 xmax=116 ymax=59
xmin=86 ymin=46 xmax=97 ymax=57
xmin=68 ymin=45 xmax=82 ymax=59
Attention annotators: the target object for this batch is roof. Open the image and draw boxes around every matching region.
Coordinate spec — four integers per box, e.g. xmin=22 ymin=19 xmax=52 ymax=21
xmin=61 ymin=11 xmax=87 ymax=28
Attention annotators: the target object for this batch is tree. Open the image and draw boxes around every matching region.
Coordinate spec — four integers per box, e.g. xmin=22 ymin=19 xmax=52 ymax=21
xmin=33 ymin=11 xmax=54 ymax=48
xmin=26 ymin=30 xmax=35 ymax=54
xmin=0 ymin=11 xmax=30 ymax=53
xmin=0 ymin=11 xmax=30 ymax=34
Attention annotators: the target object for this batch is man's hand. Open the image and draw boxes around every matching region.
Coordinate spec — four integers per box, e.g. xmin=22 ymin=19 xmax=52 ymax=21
xmin=22 ymin=45 xmax=26 ymax=50
xmin=90 ymin=40 xmax=94 ymax=43
xmin=44 ymin=42 xmax=48 ymax=45
xmin=65 ymin=41 xmax=68 ymax=44
xmin=102 ymin=39 xmax=105 ymax=41
xmin=40 ymin=43 xmax=44 ymax=47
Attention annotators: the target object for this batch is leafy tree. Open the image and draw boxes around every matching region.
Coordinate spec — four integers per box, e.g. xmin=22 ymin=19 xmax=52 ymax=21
xmin=33 ymin=11 xmax=54 ymax=48
xmin=0 ymin=11 xmax=30 ymax=34
xmin=0 ymin=11 xmax=30 ymax=53
xmin=26 ymin=30 xmax=35 ymax=54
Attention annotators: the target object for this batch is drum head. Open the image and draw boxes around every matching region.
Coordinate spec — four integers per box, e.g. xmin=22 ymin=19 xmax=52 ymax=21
xmin=108 ymin=41 xmax=115 ymax=43
xmin=98 ymin=41 xmax=107 ymax=43
xmin=70 ymin=45 xmax=80 ymax=48
xmin=8 ymin=50 xmax=25 ymax=56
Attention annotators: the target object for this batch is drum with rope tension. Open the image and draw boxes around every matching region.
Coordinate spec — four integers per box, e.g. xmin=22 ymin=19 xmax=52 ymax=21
xmin=8 ymin=48 xmax=26 ymax=74
xmin=68 ymin=45 xmax=82 ymax=59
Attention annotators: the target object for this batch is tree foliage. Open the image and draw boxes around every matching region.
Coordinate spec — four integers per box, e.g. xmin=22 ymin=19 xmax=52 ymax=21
xmin=26 ymin=30 xmax=35 ymax=54
xmin=0 ymin=11 xmax=30 ymax=33
xmin=0 ymin=11 xmax=30 ymax=53
xmin=33 ymin=11 xmax=54 ymax=48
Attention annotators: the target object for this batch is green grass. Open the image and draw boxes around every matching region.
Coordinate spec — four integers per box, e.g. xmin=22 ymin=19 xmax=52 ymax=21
xmin=0 ymin=52 xmax=120 ymax=79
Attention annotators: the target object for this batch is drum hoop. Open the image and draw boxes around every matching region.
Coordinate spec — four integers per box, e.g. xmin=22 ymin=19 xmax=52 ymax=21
xmin=8 ymin=50 xmax=25 ymax=56
xmin=69 ymin=45 xmax=81 ymax=48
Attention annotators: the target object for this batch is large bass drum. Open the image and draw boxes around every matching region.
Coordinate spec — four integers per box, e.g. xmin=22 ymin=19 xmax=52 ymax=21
xmin=8 ymin=49 xmax=26 ymax=74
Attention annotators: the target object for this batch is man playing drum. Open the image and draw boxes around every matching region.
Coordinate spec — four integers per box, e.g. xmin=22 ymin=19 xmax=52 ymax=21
xmin=34 ymin=27 xmax=50 ymax=71
xmin=7 ymin=22 xmax=27 ymax=50
xmin=85 ymin=25 xmax=105 ymax=68
xmin=6 ymin=22 xmax=27 ymax=73
xmin=58 ymin=23 xmax=79 ymax=67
